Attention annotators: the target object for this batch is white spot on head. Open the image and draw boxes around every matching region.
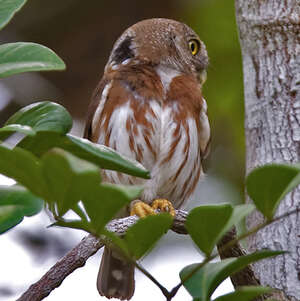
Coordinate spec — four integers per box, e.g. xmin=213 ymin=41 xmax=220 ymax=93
xmin=111 ymin=64 xmax=119 ymax=71
xmin=112 ymin=270 xmax=123 ymax=281
xmin=122 ymin=58 xmax=131 ymax=65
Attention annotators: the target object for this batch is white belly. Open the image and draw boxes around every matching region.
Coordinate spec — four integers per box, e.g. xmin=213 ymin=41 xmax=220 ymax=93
xmin=96 ymin=99 xmax=202 ymax=208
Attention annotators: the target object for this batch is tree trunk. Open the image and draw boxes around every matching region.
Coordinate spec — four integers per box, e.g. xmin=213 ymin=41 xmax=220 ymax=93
xmin=235 ymin=0 xmax=300 ymax=300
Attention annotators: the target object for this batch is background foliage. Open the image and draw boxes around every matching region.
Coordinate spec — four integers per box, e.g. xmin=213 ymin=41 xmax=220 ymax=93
xmin=187 ymin=0 xmax=245 ymax=195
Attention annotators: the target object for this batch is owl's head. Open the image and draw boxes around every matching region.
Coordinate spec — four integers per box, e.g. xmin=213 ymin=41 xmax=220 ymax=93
xmin=106 ymin=18 xmax=208 ymax=83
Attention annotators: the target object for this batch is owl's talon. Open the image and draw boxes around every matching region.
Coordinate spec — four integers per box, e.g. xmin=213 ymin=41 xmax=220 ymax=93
xmin=152 ymin=199 xmax=175 ymax=217
xmin=130 ymin=201 xmax=155 ymax=217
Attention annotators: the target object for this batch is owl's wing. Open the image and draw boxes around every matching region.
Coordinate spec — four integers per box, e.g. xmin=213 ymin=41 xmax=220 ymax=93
xmin=85 ymin=75 xmax=161 ymax=188
xmin=84 ymin=77 xmax=108 ymax=139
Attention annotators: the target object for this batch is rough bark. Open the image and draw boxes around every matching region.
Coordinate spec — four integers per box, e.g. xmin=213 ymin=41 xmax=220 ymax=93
xmin=235 ymin=0 xmax=300 ymax=300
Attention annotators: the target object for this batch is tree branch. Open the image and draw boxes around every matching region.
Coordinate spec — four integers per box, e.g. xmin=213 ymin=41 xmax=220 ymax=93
xmin=217 ymin=227 xmax=261 ymax=292
xmin=17 ymin=208 xmax=255 ymax=301
xmin=17 ymin=234 xmax=104 ymax=301
xmin=17 ymin=209 xmax=189 ymax=301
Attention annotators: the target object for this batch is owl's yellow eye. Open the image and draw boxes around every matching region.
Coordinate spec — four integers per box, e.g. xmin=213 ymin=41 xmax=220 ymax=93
xmin=188 ymin=39 xmax=200 ymax=55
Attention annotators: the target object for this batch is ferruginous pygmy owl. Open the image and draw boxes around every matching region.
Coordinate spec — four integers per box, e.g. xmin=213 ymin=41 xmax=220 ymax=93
xmin=84 ymin=18 xmax=210 ymax=300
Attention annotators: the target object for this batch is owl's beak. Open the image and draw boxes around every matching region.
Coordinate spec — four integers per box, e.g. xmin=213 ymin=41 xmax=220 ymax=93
xmin=198 ymin=69 xmax=207 ymax=85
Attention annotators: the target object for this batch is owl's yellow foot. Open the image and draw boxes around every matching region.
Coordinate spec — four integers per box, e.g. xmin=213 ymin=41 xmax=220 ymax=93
xmin=130 ymin=201 xmax=155 ymax=217
xmin=130 ymin=199 xmax=175 ymax=218
xmin=151 ymin=199 xmax=175 ymax=217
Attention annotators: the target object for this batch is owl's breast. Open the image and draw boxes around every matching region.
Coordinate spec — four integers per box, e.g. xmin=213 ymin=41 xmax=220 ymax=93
xmin=90 ymin=69 xmax=210 ymax=208
xmin=145 ymin=101 xmax=203 ymax=208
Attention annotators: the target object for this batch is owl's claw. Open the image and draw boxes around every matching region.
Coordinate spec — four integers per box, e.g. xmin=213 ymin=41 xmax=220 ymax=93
xmin=130 ymin=201 xmax=155 ymax=217
xmin=130 ymin=199 xmax=175 ymax=218
xmin=151 ymin=199 xmax=175 ymax=217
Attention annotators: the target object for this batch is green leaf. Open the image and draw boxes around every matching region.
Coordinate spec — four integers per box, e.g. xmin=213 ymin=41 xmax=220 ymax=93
xmin=246 ymin=164 xmax=300 ymax=219
xmin=0 ymin=0 xmax=26 ymax=30
xmin=0 ymin=101 xmax=72 ymax=140
xmin=180 ymin=250 xmax=284 ymax=300
xmin=0 ymin=124 xmax=35 ymax=137
xmin=213 ymin=286 xmax=271 ymax=301
xmin=227 ymin=203 xmax=255 ymax=231
xmin=0 ymin=42 xmax=66 ymax=78
xmin=124 ymin=214 xmax=173 ymax=259
xmin=19 ymin=131 xmax=150 ymax=179
xmin=67 ymin=135 xmax=150 ymax=179
xmin=0 ymin=145 xmax=46 ymax=197
xmin=0 ymin=185 xmax=43 ymax=234
xmin=186 ymin=204 xmax=254 ymax=256
xmin=41 ymin=148 xmax=101 ymax=215
xmin=50 ymin=219 xmax=91 ymax=233
xmin=186 ymin=204 xmax=233 ymax=256
xmin=83 ymin=183 xmax=142 ymax=234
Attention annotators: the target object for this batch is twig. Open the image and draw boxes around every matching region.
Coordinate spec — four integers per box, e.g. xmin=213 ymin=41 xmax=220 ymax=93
xmin=134 ymin=262 xmax=170 ymax=298
xmin=17 ymin=209 xmax=187 ymax=301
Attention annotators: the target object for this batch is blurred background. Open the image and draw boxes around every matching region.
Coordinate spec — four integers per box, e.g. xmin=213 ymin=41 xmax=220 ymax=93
xmin=0 ymin=0 xmax=244 ymax=300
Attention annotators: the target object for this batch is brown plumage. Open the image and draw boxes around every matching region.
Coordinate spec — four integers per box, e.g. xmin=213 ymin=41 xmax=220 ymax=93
xmin=84 ymin=18 xmax=210 ymax=300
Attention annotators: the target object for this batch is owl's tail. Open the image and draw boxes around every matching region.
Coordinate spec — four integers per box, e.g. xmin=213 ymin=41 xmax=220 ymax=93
xmin=97 ymin=247 xmax=135 ymax=300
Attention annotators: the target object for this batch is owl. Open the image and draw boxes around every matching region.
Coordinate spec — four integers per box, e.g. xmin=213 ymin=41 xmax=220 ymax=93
xmin=84 ymin=18 xmax=210 ymax=300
